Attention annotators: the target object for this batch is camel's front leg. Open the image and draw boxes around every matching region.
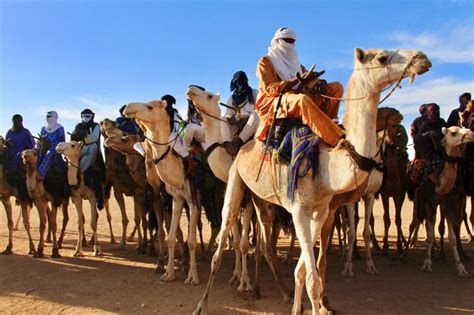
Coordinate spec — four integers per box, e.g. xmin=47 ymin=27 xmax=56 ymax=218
xmin=420 ymin=217 xmax=435 ymax=273
xmin=342 ymin=203 xmax=356 ymax=277
xmin=33 ymin=201 xmax=48 ymax=258
xmin=50 ymin=206 xmax=61 ymax=258
xmin=72 ymin=196 xmax=85 ymax=257
xmin=57 ymin=201 xmax=69 ymax=249
xmin=13 ymin=207 xmax=22 ymax=231
xmin=363 ymin=194 xmax=377 ymax=274
xmin=89 ymin=198 xmax=102 ymax=256
xmin=394 ymin=194 xmax=406 ymax=254
xmin=1 ymin=198 xmax=14 ymax=254
xmin=194 ymin=163 xmax=245 ymax=315
xmin=381 ymin=194 xmax=391 ymax=256
xmin=184 ymin=199 xmax=201 ymax=285
xmin=237 ymin=201 xmax=253 ymax=292
xmin=115 ymin=189 xmax=128 ymax=250
xmin=104 ymin=195 xmax=116 ymax=244
xmin=132 ymin=194 xmax=145 ymax=254
xmin=161 ymin=197 xmax=184 ymax=282
xmin=228 ymin=223 xmax=242 ymax=285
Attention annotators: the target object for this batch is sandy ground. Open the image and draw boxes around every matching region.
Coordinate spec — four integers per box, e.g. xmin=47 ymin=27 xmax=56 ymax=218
xmin=1 ymin=194 xmax=473 ymax=315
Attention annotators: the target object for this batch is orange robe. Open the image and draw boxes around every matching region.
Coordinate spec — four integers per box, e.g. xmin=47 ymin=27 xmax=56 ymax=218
xmin=255 ymin=56 xmax=344 ymax=147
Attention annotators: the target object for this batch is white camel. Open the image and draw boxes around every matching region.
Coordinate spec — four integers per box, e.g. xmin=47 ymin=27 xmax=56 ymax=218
xmin=186 ymin=85 xmax=293 ymax=297
xmin=56 ymin=141 xmax=102 ymax=257
xmin=193 ymin=48 xmax=432 ymax=315
xmin=124 ymin=100 xmax=202 ymax=285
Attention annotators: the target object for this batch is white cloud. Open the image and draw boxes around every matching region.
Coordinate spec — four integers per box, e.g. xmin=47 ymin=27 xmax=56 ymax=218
xmin=389 ymin=25 xmax=474 ymax=64
xmin=383 ymin=76 xmax=474 ymax=119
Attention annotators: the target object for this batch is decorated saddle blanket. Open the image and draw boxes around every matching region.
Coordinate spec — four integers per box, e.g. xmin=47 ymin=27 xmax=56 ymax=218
xmin=262 ymin=119 xmax=320 ymax=201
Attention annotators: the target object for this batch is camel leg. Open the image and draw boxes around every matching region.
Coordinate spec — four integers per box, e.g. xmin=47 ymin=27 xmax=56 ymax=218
xmin=45 ymin=206 xmax=52 ymax=243
xmin=13 ymin=208 xmax=22 ymax=231
xmin=253 ymin=198 xmax=292 ymax=302
xmin=154 ymin=202 xmax=167 ymax=273
xmin=50 ymin=206 xmax=61 ymax=258
xmin=470 ymin=197 xmax=474 ymax=243
xmin=420 ymin=211 xmax=435 ymax=273
xmin=253 ymin=223 xmax=263 ymax=300
xmin=353 ymin=203 xmax=361 ymax=260
xmin=33 ymin=201 xmax=47 ymax=258
xmin=104 ymin=196 xmax=116 ymax=244
xmin=363 ymin=194 xmax=377 ymax=274
xmin=228 ymin=222 xmax=242 ymax=285
xmin=284 ymin=225 xmax=296 ymax=263
xmin=184 ymin=196 xmax=201 ymax=285
xmin=197 ymin=215 xmax=205 ymax=253
xmin=438 ymin=205 xmax=446 ymax=262
xmin=292 ymin=206 xmax=328 ymax=315
xmin=237 ymin=201 xmax=253 ymax=292
xmin=193 ymin=164 xmax=245 ymax=315
xmin=57 ymin=202 xmax=69 ymax=249
xmin=21 ymin=203 xmax=36 ymax=255
xmin=369 ymin=211 xmax=381 ymax=251
xmin=339 ymin=206 xmax=348 ymax=259
xmin=342 ymin=203 xmax=356 ymax=277
xmin=90 ymin=198 xmax=101 ymax=256
xmin=462 ymin=206 xmax=473 ymax=242
xmin=114 ymin=190 xmax=128 ymax=250
xmin=394 ymin=195 xmax=406 ymax=255
xmin=381 ymin=194 xmax=391 ymax=256
xmin=71 ymin=196 xmax=85 ymax=257
xmin=317 ymin=209 xmax=336 ymax=313
xmin=1 ymin=198 xmax=14 ymax=254
xmin=161 ymin=197 xmax=184 ymax=282
xmin=446 ymin=215 xmax=469 ymax=277
xmin=132 ymin=194 xmax=144 ymax=253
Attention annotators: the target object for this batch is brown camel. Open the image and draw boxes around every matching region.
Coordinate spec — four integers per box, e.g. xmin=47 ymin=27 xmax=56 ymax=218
xmin=0 ymin=136 xmax=33 ymax=255
xmin=406 ymin=126 xmax=474 ymax=277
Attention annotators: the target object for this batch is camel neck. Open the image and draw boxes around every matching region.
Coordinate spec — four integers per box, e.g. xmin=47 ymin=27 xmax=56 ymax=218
xmin=25 ymin=162 xmax=38 ymax=192
xmin=202 ymin=114 xmax=223 ymax=145
xmin=67 ymin=157 xmax=80 ymax=187
xmin=343 ymin=75 xmax=380 ymax=159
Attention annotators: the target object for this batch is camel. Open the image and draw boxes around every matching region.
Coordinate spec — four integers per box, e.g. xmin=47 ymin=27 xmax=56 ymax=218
xmin=406 ymin=126 xmax=474 ymax=277
xmin=56 ymin=141 xmax=103 ymax=256
xmin=193 ymin=48 xmax=431 ymax=315
xmin=100 ymin=119 xmax=147 ymax=251
xmin=0 ymin=136 xmax=33 ymax=255
xmin=378 ymin=123 xmax=409 ymax=255
xmin=186 ymin=86 xmax=290 ymax=296
xmin=103 ymin=129 xmax=173 ymax=272
xmin=124 ymin=101 xmax=204 ymax=284
xmin=21 ymin=149 xmax=70 ymax=258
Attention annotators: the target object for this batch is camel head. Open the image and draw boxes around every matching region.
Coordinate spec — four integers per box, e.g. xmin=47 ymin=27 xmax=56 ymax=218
xmin=441 ymin=126 xmax=474 ymax=157
xmin=21 ymin=149 xmax=38 ymax=168
xmin=376 ymin=107 xmax=404 ymax=145
xmin=352 ymin=48 xmax=432 ymax=91
xmin=100 ymin=118 xmax=119 ymax=138
xmin=186 ymin=85 xmax=221 ymax=119
xmin=104 ymin=134 xmax=140 ymax=155
xmin=56 ymin=141 xmax=83 ymax=161
xmin=0 ymin=136 xmax=5 ymax=155
xmin=123 ymin=100 xmax=170 ymax=136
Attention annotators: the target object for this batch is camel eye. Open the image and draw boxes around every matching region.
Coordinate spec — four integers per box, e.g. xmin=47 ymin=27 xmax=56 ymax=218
xmin=451 ymin=131 xmax=457 ymax=136
xmin=377 ymin=55 xmax=388 ymax=64
xmin=147 ymin=105 xmax=153 ymax=110
xmin=71 ymin=145 xmax=75 ymax=148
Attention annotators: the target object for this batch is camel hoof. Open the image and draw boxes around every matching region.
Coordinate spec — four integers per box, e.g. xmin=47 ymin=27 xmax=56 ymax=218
xmin=456 ymin=264 xmax=470 ymax=278
xmin=228 ymin=274 xmax=240 ymax=285
xmin=127 ymin=235 xmax=134 ymax=242
xmin=237 ymin=278 xmax=254 ymax=292
xmin=341 ymin=262 xmax=353 ymax=278
xmin=184 ymin=276 xmax=200 ymax=285
xmin=34 ymin=251 xmax=44 ymax=258
xmin=51 ymin=248 xmax=62 ymax=258
xmin=28 ymin=249 xmax=36 ymax=255
xmin=160 ymin=272 xmax=176 ymax=282
xmin=148 ymin=244 xmax=157 ymax=257
xmin=1 ymin=245 xmax=13 ymax=255
xmin=93 ymin=246 xmax=102 ymax=257
xmin=110 ymin=238 xmax=117 ymax=245
xmin=419 ymin=264 xmax=432 ymax=273
xmin=73 ymin=251 xmax=84 ymax=257
xmin=115 ymin=243 xmax=127 ymax=251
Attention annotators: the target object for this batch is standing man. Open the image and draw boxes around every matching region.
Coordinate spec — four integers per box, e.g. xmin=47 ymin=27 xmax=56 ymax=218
xmin=4 ymin=114 xmax=35 ymax=201
xmin=447 ymin=92 xmax=471 ymax=127
xmin=255 ymin=27 xmax=345 ymax=147
xmin=222 ymin=71 xmax=260 ymax=155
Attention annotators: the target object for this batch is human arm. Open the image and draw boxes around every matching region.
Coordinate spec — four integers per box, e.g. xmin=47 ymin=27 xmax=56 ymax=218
xmin=85 ymin=124 xmax=100 ymax=145
xmin=256 ymin=57 xmax=298 ymax=97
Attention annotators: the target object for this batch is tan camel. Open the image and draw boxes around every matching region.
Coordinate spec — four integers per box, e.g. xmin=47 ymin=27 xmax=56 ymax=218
xmin=0 ymin=136 xmax=33 ymax=255
xmin=124 ymin=101 xmax=201 ymax=284
xmin=56 ymin=141 xmax=102 ymax=256
xmin=186 ymin=86 xmax=290 ymax=295
xmin=21 ymin=149 xmax=69 ymax=258
xmin=104 ymin=130 xmax=173 ymax=273
xmin=407 ymin=126 xmax=474 ymax=277
xmin=193 ymin=48 xmax=431 ymax=315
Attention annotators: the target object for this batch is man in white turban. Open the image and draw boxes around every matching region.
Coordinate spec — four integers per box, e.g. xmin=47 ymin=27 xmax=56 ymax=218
xmin=255 ymin=27 xmax=344 ymax=147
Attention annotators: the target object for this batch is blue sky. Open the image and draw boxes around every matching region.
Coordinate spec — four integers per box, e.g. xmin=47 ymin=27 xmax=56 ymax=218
xmin=1 ymin=0 xmax=473 ymax=157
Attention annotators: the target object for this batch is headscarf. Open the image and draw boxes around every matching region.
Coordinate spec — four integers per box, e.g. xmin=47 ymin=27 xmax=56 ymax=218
xmin=45 ymin=111 xmax=61 ymax=134
xmin=230 ymin=71 xmax=254 ymax=106
xmin=12 ymin=114 xmax=24 ymax=132
xmin=80 ymin=108 xmax=95 ymax=128
xmin=267 ymin=27 xmax=301 ymax=80
xmin=161 ymin=95 xmax=178 ymax=132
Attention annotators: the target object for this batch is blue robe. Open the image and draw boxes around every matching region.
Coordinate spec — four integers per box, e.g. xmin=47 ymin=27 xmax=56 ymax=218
xmin=5 ymin=128 xmax=34 ymax=173
xmin=37 ymin=126 xmax=67 ymax=178
xmin=115 ymin=117 xmax=139 ymax=134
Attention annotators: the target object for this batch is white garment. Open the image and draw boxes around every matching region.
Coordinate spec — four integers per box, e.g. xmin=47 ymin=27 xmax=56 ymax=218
xmin=224 ymin=89 xmax=258 ymax=120
xmin=267 ymin=28 xmax=301 ymax=80
xmin=45 ymin=111 xmax=61 ymax=134
xmin=221 ymin=111 xmax=259 ymax=143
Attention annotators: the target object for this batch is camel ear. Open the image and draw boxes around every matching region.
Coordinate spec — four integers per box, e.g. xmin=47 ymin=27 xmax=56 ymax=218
xmin=214 ymin=93 xmax=221 ymax=102
xmin=355 ymin=47 xmax=365 ymax=63
xmin=441 ymin=127 xmax=447 ymax=135
xmin=78 ymin=141 xmax=84 ymax=148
